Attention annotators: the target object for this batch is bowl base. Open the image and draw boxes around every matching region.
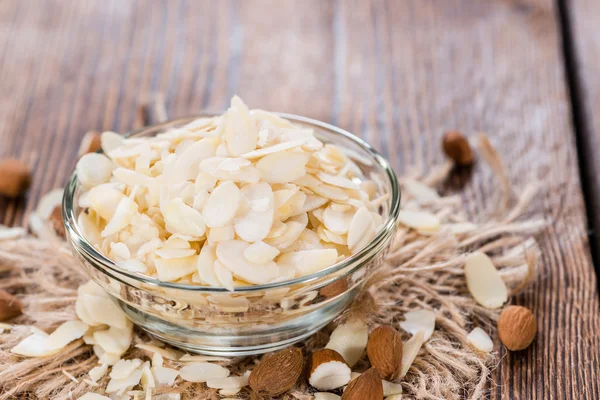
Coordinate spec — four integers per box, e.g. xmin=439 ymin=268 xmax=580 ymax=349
xmin=141 ymin=321 xmax=329 ymax=356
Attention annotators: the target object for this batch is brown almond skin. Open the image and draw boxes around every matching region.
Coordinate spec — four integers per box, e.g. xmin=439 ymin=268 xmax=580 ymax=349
xmin=309 ymin=348 xmax=347 ymax=376
xmin=49 ymin=205 xmax=66 ymax=237
xmin=367 ymin=325 xmax=403 ymax=380
xmin=342 ymin=367 xmax=383 ymax=400
xmin=78 ymin=131 xmax=102 ymax=158
xmin=498 ymin=305 xmax=537 ymax=351
xmin=0 ymin=159 xmax=31 ymax=198
xmin=249 ymin=347 xmax=303 ymax=397
xmin=442 ymin=131 xmax=474 ymax=166
xmin=0 ymin=290 xmax=23 ymax=321
xmin=319 ymin=279 xmax=348 ymax=299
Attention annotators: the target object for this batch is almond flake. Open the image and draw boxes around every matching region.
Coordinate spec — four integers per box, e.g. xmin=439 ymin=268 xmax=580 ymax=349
xmin=179 ymin=362 xmax=230 ymax=383
xmin=323 ymin=205 xmax=354 ymax=234
xmin=77 ymin=153 xmax=114 ymax=188
xmin=325 ymin=319 xmax=368 ymax=367
xmin=383 ymin=380 xmax=403 ymax=396
xmin=317 ymin=172 xmax=359 ymax=190
xmin=135 ymin=344 xmax=180 ymax=361
xmin=224 ymin=96 xmax=258 ymax=155
xmin=203 ymin=182 xmax=240 ymax=228
xmin=399 ymin=330 xmax=426 ymax=378
xmin=242 ymin=138 xmax=308 ymax=159
xmin=244 ymin=241 xmax=280 ymax=264
xmin=397 ymin=210 xmax=440 ymax=233
xmin=278 ymin=248 xmax=338 ymax=277
xmin=256 ymin=151 xmax=308 ymax=183
xmin=314 ymin=394 xmax=341 ymax=400
xmin=106 ymin=366 xmax=143 ymax=394
xmin=199 ymin=157 xmax=261 ymax=183
xmin=399 ymin=309 xmax=436 ymax=341
xmin=234 ymin=182 xmax=274 ymax=242
xmin=163 ymin=198 xmax=206 ymax=237
xmin=206 ymin=374 xmax=249 ymax=389
xmin=403 ymin=178 xmax=439 ymax=203
xmin=347 ymin=207 xmax=376 ymax=252
xmin=155 ymin=255 xmax=198 ymax=282
xmin=110 ymin=359 xmax=143 ymax=379
xmin=89 ymin=363 xmax=109 ymax=382
xmin=88 ymin=185 xmax=125 ymax=220
xmin=101 ymin=197 xmax=138 ymax=237
xmin=467 ymin=327 xmax=494 ymax=352
xmin=153 ymin=365 xmax=179 ymax=386
xmin=464 ymin=252 xmax=508 ymax=309
xmin=214 ymin=260 xmax=235 ymax=291
xmin=218 ymin=157 xmax=251 ymax=172
xmin=216 ymin=240 xmax=279 ymax=284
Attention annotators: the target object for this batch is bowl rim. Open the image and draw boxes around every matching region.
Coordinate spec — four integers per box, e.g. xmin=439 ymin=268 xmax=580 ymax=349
xmin=63 ymin=112 xmax=401 ymax=293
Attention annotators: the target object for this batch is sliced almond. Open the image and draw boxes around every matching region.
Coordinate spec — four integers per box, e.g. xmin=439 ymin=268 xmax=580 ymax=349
xmin=467 ymin=327 xmax=494 ymax=352
xmin=399 ymin=309 xmax=436 ymax=341
xmin=163 ymin=198 xmax=206 ymax=237
xmin=206 ymin=374 xmax=249 ymax=389
xmin=105 ymin=366 xmax=143 ymax=393
xmin=397 ymin=210 xmax=440 ymax=233
xmin=203 ymin=181 xmax=241 ymax=228
xmin=347 ymin=207 xmax=376 ymax=253
xmin=155 ymin=255 xmax=198 ymax=282
xmin=216 ymin=240 xmax=279 ymax=284
xmin=315 ymin=394 xmax=341 ymax=400
xmin=196 ymin=245 xmax=220 ymax=286
xmin=153 ymin=365 xmax=179 ymax=386
xmin=317 ymin=172 xmax=359 ymax=190
xmin=224 ymin=96 xmax=258 ymax=156
xmin=76 ymin=153 xmax=114 ymax=188
xmin=101 ymin=196 xmax=138 ymax=237
xmin=402 ymin=178 xmax=439 ymax=203
xmin=244 ymin=241 xmax=280 ymax=264
xmin=89 ymin=363 xmax=109 ymax=382
xmin=243 ymin=139 xmax=308 ymax=159
xmin=278 ymin=248 xmax=338 ymax=277
xmin=399 ymin=330 xmax=426 ymax=378
xmin=308 ymin=348 xmax=351 ymax=390
xmin=214 ymin=260 xmax=235 ymax=291
xmin=179 ymin=362 xmax=230 ymax=383
xmin=110 ymin=358 xmax=143 ymax=379
xmin=234 ymin=182 xmax=274 ymax=242
xmin=256 ymin=151 xmax=309 ymax=183
xmin=322 ymin=205 xmax=354 ymax=234
xmin=464 ymin=252 xmax=508 ymax=309
xmin=325 ymin=319 xmax=368 ymax=367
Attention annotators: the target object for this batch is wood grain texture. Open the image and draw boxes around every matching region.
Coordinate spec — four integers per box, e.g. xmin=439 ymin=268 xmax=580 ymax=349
xmin=0 ymin=0 xmax=598 ymax=398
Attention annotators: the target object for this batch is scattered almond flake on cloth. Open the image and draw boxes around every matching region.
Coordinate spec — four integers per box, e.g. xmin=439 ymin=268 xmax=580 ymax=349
xmin=0 ymin=114 xmax=545 ymax=399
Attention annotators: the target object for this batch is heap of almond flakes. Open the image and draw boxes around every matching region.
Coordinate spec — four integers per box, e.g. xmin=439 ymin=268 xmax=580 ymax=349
xmin=75 ymin=96 xmax=385 ymax=288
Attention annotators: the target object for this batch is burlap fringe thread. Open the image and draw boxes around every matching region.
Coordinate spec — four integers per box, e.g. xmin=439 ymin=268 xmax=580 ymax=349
xmin=0 ymin=138 xmax=545 ymax=400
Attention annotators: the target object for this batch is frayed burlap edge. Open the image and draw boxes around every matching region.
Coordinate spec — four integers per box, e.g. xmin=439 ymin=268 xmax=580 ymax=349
xmin=0 ymin=139 xmax=545 ymax=400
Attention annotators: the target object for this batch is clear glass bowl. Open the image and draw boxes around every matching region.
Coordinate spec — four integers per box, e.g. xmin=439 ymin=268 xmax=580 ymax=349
xmin=63 ymin=113 xmax=401 ymax=356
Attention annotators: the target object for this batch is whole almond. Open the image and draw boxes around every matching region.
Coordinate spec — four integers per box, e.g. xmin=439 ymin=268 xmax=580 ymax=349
xmin=367 ymin=325 xmax=403 ymax=380
xmin=0 ymin=290 xmax=23 ymax=321
xmin=342 ymin=367 xmax=383 ymax=400
xmin=0 ymin=159 xmax=31 ymax=198
xmin=442 ymin=131 xmax=474 ymax=166
xmin=497 ymin=305 xmax=537 ymax=351
xmin=249 ymin=347 xmax=303 ymax=396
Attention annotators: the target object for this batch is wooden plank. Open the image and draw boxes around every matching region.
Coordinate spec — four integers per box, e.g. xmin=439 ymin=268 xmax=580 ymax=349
xmin=563 ymin=0 xmax=600 ymax=275
xmin=0 ymin=0 xmax=597 ymax=398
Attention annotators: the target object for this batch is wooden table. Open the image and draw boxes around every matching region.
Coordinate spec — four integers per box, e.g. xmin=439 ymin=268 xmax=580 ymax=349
xmin=0 ymin=0 xmax=598 ymax=398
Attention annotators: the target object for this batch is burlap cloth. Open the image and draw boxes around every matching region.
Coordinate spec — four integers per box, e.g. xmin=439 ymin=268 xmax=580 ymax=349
xmin=0 ymin=137 xmax=544 ymax=399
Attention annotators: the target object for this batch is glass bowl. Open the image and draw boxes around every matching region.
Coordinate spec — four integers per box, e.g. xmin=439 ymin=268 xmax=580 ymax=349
xmin=63 ymin=113 xmax=401 ymax=356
